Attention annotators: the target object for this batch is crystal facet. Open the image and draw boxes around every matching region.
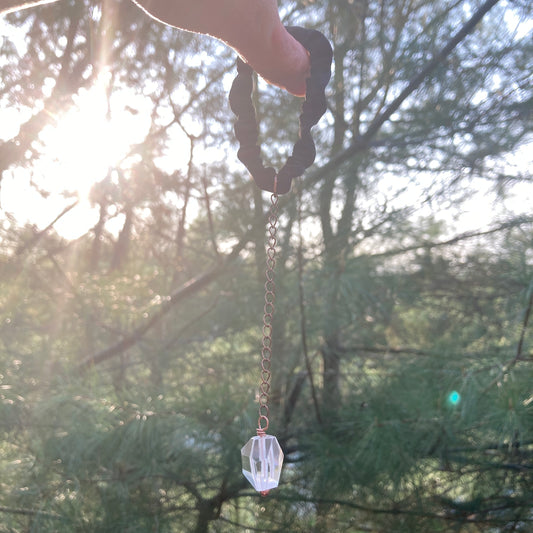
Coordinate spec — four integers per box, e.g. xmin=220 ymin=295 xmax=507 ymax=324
xmin=241 ymin=434 xmax=284 ymax=492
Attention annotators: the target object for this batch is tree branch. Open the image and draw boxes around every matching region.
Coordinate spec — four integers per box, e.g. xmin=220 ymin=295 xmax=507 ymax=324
xmin=266 ymin=494 xmax=533 ymax=526
xmin=76 ymin=220 xmax=261 ymax=372
xmin=15 ymin=200 xmax=78 ymax=256
xmin=515 ymin=282 xmax=533 ymax=363
xmin=0 ymin=505 xmax=62 ymax=520
xmin=358 ymin=215 xmax=533 ymax=260
xmin=0 ymin=3 xmax=89 ymax=174
xmin=304 ymin=0 xmax=502 ymax=188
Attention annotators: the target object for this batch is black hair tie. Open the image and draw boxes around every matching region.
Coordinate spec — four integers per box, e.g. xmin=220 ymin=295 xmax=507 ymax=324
xmin=229 ymin=26 xmax=332 ymax=194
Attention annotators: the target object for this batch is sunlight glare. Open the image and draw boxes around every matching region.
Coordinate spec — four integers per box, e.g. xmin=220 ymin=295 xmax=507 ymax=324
xmin=35 ymin=77 xmax=144 ymax=201
xmin=2 ymin=76 xmax=154 ymax=239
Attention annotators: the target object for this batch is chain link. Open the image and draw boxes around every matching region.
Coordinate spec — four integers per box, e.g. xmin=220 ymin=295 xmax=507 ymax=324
xmin=258 ymin=193 xmax=279 ymax=432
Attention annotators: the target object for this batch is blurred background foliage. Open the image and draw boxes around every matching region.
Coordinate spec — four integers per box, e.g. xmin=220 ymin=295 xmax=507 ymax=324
xmin=0 ymin=0 xmax=532 ymax=531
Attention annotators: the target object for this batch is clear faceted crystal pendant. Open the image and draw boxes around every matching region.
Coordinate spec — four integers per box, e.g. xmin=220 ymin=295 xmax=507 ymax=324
xmin=241 ymin=434 xmax=284 ymax=494
xmin=242 ymin=194 xmax=283 ymax=495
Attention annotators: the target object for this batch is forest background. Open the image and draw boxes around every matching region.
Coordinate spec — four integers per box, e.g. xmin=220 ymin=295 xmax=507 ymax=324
xmin=0 ymin=0 xmax=532 ymax=531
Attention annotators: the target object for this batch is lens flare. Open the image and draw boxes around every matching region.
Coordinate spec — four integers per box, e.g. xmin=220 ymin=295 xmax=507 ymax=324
xmin=447 ymin=390 xmax=461 ymax=406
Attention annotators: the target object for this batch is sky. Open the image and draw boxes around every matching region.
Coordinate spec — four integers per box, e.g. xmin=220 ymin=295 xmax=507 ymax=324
xmin=0 ymin=6 xmax=532 ymax=241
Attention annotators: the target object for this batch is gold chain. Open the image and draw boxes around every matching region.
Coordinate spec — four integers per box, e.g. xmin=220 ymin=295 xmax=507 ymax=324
xmin=258 ymin=193 xmax=278 ymax=432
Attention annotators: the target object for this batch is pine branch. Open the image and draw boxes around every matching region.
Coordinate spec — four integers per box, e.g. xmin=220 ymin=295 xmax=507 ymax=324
xmin=358 ymin=215 xmax=533 ymax=260
xmin=362 ymin=0 xmax=502 ymax=143
xmin=75 ymin=192 xmax=299 ymax=372
xmin=338 ymin=344 xmax=533 ymax=362
xmin=482 ymin=280 xmax=533 ymax=393
xmin=15 ymin=200 xmax=78 ymax=257
xmin=0 ymin=505 xmax=63 ymax=520
xmin=76 ymin=219 xmax=264 ymax=372
xmin=159 ymin=295 xmax=220 ymax=352
xmin=337 ymin=344 xmax=433 ymax=357
xmin=303 ymin=0 xmax=503 ymax=188
xmin=271 ymin=494 xmax=533 ymax=526
xmin=217 ymin=516 xmax=280 ymax=532
xmin=0 ymin=4 xmax=89 ymax=174
xmin=76 ymin=266 xmax=222 ymax=372
xmin=449 ymin=439 xmax=533 ymax=454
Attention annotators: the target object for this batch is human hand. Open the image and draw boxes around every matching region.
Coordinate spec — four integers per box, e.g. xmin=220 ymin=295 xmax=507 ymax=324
xmin=233 ymin=0 xmax=310 ymax=96
xmin=134 ymin=0 xmax=311 ymax=96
